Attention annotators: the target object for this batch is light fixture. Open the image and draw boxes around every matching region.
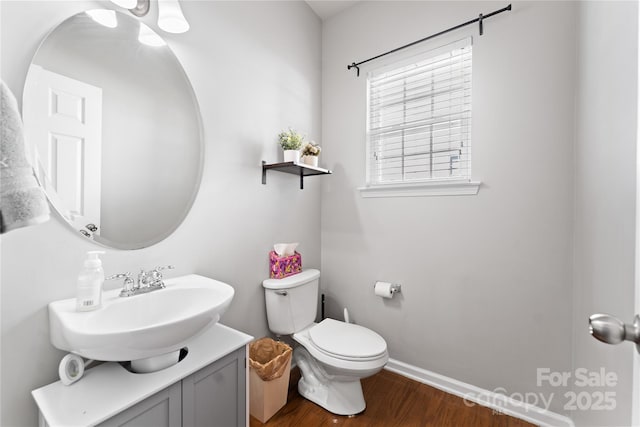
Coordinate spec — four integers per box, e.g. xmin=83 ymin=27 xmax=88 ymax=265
xmin=129 ymin=0 xmax=150 ymax=18
xmin=110 ymin=0 xmax=191 ymax=36
xmin=138 ymin=23 xmax=167 ymax=47
xmin=109 ymin=0 xmax=137 ymax=9
xmin=86 ymin=10 xmax=118 ymax=28
xmin=158 ymin=0 xmax=190 ymax=34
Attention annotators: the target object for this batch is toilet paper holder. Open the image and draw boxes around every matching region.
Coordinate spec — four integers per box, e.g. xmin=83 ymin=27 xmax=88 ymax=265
xmin=373 ymin=282 xmax=402 ymax=294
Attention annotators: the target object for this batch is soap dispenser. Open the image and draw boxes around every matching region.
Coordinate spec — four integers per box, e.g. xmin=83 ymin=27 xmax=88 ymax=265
xmin=76 ymin=251 xmax=105 ymax=312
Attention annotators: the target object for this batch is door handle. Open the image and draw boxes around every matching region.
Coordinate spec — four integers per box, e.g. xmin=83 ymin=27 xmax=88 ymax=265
xmin=589 ymin=313 xmax=640 ymax=353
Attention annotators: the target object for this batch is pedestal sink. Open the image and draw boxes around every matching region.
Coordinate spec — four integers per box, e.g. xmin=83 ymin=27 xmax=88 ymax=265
xmin=49 ymin=274 xmax=234 ymax=363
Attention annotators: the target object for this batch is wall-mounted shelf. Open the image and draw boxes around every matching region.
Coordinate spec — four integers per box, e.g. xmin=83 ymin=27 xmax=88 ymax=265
xmin=262 ymin=161 xmax=332 ymax=189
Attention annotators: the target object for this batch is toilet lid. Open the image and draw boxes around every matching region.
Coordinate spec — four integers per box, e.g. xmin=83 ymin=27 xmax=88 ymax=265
xmin=309 ymin=318 xmax=387 ymax=359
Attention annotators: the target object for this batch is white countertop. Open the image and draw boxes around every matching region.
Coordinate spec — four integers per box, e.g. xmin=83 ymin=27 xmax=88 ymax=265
xmin=32 ymin=323 xmax=253 ymax=427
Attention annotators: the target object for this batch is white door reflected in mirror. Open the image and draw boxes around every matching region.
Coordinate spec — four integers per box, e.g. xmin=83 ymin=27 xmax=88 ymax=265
xmin=24 ymin=65 xmax=103 ymax=233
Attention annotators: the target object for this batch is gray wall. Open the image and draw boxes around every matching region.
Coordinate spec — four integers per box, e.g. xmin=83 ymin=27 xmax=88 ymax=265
xmin=0 ymin=1 xmax=321 ymax=426
xmin=572 ymin=2 xmax=638 ymax=426
xmin=320 ymin=1 xmax=577 ymax=414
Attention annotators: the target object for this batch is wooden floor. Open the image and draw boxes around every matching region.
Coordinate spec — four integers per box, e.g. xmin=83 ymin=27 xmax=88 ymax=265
xmin=250 ymin=368 xmax=534 ymax=427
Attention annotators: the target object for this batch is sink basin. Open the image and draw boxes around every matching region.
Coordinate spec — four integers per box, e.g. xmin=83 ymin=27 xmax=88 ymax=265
xmin=49 ymin=274 xmax=234 ymax=361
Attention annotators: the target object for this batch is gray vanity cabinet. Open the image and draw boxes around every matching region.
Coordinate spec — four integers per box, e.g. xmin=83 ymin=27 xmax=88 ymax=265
xmin=33 ymin=325 xmax=252 ymax=427
xmin=98 ymin=382 xmax=182 ymax=427
xmin=182 ymin=348 xmax=247 ymax=427
xmin=97 ymin=348 xmax=246 ymax=427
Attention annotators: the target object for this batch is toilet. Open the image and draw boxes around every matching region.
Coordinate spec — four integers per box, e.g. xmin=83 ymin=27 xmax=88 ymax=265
xmin=262 ymin=269 xmax=388 ymax=416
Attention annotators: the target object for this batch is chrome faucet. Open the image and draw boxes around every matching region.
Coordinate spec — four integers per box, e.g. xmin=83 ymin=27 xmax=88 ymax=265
xmin=108 ymin=265 xmax=175 ymax=297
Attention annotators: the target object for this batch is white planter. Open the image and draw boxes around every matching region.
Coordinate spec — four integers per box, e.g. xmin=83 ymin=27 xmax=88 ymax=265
xmin=283 ymin=150 xmax=300 ymax=163
xmin=302 ymin=156 xmax=318 ymax=167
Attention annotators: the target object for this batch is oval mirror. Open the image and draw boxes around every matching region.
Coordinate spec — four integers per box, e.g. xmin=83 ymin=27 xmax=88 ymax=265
xmin=22 ymin=9 xmax=203 ymax=249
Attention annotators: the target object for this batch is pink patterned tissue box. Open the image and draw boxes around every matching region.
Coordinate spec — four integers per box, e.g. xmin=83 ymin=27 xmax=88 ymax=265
xmin=269 ymin=251 xmax=302 ymax=279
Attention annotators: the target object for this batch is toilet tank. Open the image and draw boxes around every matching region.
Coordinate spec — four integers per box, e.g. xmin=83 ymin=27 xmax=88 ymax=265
xmin=262 ymin=269 xmax=319 ymax=335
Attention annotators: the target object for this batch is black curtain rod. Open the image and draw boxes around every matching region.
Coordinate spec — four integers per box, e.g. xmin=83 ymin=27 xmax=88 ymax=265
xmin=347 ymin=4 xmax=512 ymax=76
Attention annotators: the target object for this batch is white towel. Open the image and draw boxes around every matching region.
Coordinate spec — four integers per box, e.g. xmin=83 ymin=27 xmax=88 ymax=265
xmin=0 ymin=79 xmax=50 ymax=233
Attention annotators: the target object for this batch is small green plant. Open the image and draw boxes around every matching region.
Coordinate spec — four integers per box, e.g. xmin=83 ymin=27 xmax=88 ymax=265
xmin=302 ymin=142 xmax=321 ymax=157
xmin=278 ymin=128 xmax=304 ymax=150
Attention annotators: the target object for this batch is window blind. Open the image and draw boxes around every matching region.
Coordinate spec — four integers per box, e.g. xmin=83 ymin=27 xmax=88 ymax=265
xmin=366 ymin=39 xmax=472 ymax=185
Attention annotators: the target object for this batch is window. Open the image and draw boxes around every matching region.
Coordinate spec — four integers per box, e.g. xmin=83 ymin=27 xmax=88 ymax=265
xmin=361 ymin=38 xmax=479 ymax=197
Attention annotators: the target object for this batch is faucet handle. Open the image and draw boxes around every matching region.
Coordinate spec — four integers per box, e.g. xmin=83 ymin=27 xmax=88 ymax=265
xmin=151 ymin=265 xmax=175 ymax=278
xmin=150 ymin=265 xmax=175 ymax=287
xmin=106 ymin=272 xmax=135 ymax=294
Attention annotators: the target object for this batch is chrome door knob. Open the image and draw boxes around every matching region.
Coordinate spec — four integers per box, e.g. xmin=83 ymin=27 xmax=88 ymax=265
xmin=589 ymin=313 xmax=640 ymax=352
xmin=589 ymin=314 xmax=626 ymax=344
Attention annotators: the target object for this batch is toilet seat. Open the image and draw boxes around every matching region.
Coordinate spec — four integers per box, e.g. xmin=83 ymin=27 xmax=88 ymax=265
xmin=308 ymin=319 xmax=387 ymax=362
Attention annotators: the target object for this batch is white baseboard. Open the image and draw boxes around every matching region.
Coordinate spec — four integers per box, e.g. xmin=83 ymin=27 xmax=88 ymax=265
xmin=385 ymin=358 xmax=574 ymax=427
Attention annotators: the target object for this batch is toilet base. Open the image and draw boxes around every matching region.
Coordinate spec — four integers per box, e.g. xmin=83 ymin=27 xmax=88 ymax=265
xmin=294 ymin=346 xmax=366 ymax=416
xmin=297 ymin=376 xmax=365 ymax=416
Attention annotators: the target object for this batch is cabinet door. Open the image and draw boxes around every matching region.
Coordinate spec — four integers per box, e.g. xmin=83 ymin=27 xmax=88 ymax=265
xmin=182 ymin=348 xmax=246 ymax=427
xmin=98 ymin=382 xmax=181 ymax=427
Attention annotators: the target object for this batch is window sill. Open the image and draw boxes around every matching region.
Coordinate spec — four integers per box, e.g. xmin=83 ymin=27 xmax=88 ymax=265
xmin=357 ymin=180 xmax=481 ymax=198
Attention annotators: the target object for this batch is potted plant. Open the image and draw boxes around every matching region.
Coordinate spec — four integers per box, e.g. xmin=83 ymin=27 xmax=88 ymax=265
xmin=278 ymin=128 xmax=304 ymax=163
xmin=301 ymin=142 xmax=321 ymax=167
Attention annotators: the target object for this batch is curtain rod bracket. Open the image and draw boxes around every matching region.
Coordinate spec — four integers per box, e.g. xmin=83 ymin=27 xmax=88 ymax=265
xmin=478 ymin=13 xmax=484 ymax=36
xmin=347 ymin=62 xmax=360 ymax=76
